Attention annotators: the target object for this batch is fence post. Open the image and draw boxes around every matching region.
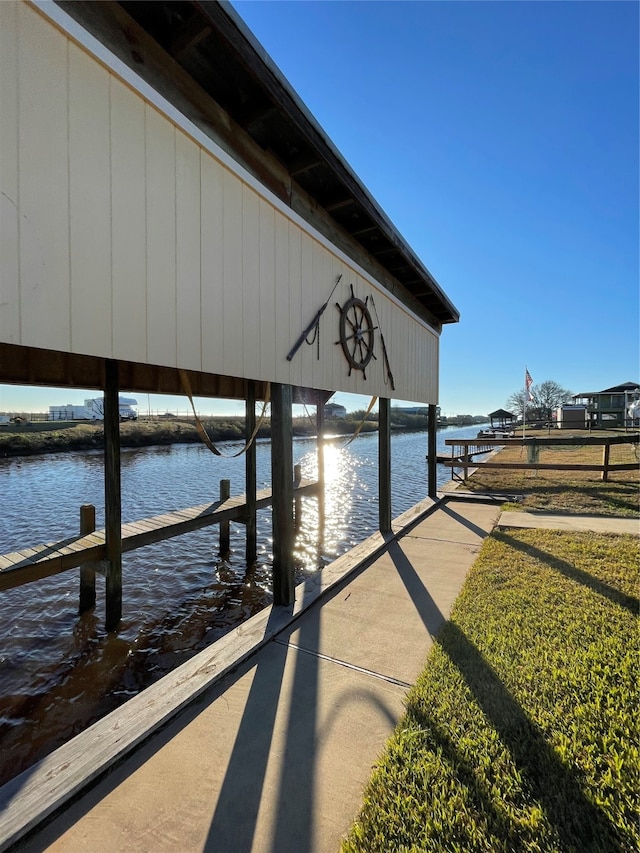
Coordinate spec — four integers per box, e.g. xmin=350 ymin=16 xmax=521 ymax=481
xmin=220 ymin=479 xmax=230 ymax=555
xmin=601 ymin=443 xmax=610 ymax=481
xmin=79 ymin=504 xmax=96 ymax=613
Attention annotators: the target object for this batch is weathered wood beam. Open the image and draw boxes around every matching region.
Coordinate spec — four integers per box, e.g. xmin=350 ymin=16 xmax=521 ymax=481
xmin=442 ymin=461 xmax=638 ymax=472
xmin=289 ymin=153 xmax=324 ymax=177
xmin=379 ymin=397 xmax=391 ymax=533
xmin=245 ymin=381 xmax=257 ymax=563
xmin=240 ymin=103 xmax=280 ymax=133
xmin=325 ymin=197 xmax=358 ymax=213
xmin=351 ymin=224 xmax=379 ymax=238
xmin=78 ymin=504 xmax=96 ymax=614
xmin=170 ymin=13 xmax=212 ymax=59
xmin=428 ymin=404 xmax=437 ymax=499
xmin=104 ymin=360 xmax=122 ymax=631
xmin=219 ymin=479 xmax=231 ymax=555
xmin=372 ymin=246 xmax=400 ymax=258
xmin=0 ymin=343 xmax=269 ymax=401
xmin=271 ymin=383 xmax=295 ymax=605
xmin=444 ymin=434 xmax=639 ymax=448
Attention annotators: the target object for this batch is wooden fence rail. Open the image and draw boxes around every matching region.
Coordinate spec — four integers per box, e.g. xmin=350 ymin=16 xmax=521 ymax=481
xmin=444 ymin=433 xmax=639 ymax=482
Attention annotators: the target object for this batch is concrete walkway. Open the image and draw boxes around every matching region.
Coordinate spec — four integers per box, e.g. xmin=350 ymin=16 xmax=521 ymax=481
xmin=5 ymin=497 xmax=500 ymax=853
xmin=5 ymin=499 xmax=637 ymax=852
xmin=497 ymin=510 xmax=639 ymax=535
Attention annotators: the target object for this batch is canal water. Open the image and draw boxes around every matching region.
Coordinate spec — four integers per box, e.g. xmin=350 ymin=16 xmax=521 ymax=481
xmin=0 ymin=424 xmax=485 ymax=784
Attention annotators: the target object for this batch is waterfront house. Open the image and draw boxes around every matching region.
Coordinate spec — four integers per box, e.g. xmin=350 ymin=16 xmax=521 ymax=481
xmin=572 ymin=382 xmax=640 ymax=428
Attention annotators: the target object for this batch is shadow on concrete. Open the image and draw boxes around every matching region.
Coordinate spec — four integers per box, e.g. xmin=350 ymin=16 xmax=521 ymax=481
xmin=203 ymin=602 xmax=297 ymax=853
xmin=432 ymin=623 xmax=625 ymax=851
xmin=386 ymin=540 xmax=446 ymax=636
xmin=268 ymin=599 xmax=320 ymax=853
xmin=494 ymin=530 xmax=639 ymax=614
xmin=438 ymin=501 xmax=493 ymax=540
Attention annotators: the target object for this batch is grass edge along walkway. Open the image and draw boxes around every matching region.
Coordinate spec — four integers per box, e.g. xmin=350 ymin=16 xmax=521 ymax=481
xmin=342 ymin=528 xmax=639 ymax=853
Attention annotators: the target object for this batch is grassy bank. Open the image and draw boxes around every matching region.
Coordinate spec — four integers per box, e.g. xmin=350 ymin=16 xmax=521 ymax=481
xmin=343 ymin=529 xmax=639 ymax=852
xmin=343 ymin=441 xmax=639 ymax=852
xmin=0 ymin=415 xmax=380 ymax=458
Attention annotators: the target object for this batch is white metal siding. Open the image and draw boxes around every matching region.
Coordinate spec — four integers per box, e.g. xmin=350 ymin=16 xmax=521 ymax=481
xmin=111 ymin=76 xmax=147 ymax=364
xmin=0 ymin=2 xmax=440 ymax=403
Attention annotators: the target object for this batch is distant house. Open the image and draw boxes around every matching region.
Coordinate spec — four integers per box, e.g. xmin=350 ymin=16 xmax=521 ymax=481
xmin=488 ymin=409 xmax=516 ymax=429
xmin=391 ymin=406 xmax=428 ymax=415
xmin=324 ymin=402 xmax=347 ymax=419
xmin=572 ymin=382 xmax=640 ymax=428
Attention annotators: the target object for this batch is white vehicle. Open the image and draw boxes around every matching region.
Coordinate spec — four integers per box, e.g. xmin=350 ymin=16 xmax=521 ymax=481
xmin=48 ymin=397 xmax=138 ymax=421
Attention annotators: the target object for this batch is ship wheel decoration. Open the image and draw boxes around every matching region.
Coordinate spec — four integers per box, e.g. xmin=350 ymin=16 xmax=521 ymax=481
xmin=335 ymin=284 xmax=378 ymax=378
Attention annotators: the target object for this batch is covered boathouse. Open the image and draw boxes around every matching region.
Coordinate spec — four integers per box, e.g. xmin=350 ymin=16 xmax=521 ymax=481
xmin=0 ymin=1 xmax=459 ymax=626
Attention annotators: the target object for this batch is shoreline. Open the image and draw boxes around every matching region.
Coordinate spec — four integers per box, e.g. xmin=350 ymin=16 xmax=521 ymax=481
xmin=0 ymin=418 xmax=486 ymax=459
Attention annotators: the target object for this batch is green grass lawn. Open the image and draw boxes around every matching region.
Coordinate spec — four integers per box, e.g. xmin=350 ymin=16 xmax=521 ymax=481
xmin=342 ymin=529 xmax=639 ymax=853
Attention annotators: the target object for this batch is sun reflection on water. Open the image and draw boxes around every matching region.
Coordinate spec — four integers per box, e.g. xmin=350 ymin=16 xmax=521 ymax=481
xmin=292 ymin=438 xmax=364 ymax=572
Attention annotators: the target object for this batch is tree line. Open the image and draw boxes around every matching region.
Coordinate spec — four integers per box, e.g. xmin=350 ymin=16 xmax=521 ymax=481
xmin=506 ymin=380 xmax=573 ymax=423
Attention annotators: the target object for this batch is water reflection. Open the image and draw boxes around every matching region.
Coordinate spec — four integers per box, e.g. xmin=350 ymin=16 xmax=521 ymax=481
xmin=0 ymin=425 xmax=486 ymax=784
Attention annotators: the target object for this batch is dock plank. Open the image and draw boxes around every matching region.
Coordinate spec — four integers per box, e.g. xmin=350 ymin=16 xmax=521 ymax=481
xmin=0 ymin=481 xmax=321 ymax=592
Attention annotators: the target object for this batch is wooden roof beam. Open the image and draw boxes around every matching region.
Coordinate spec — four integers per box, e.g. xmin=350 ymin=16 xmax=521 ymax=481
xmin=170 ymin=13 xmax=212 ymax=60
xmin=351 ymin=224 xmax=379 ymax=238
xmin=325 ymin=197 xmax=359 ymax=213
xmin=372 ymin=246 xmax=401 ymax=258
xmin=241 ymin=103 xmax=280 ymax=133
xmin=289 ymin=153 xmax=324 ymax=177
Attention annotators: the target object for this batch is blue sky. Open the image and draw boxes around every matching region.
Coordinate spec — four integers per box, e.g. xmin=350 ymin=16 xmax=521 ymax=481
xmin=1 ymin=0 xmax=637 ymax=418
xmin=227 ymin=0 xmax=638 ymax=417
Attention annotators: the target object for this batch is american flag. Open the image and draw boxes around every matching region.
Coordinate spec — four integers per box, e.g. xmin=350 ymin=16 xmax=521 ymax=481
xmin=525 ymin=369 xmax=533 ymax=401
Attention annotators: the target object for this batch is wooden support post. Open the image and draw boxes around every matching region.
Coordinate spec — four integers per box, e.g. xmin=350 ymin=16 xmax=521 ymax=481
xmin=379 ymin=397 xmax=391 ymax=533
xmin=294 ymin=463 xmax=302 ymax=531
xmin=271 ymin=383 xmax=294 ymax=605
xmin=220 ymin=479 xmax=230 ymax=555
xmin=428 ymin=404 xmax=437 ymax=499
xmin=316 ymin=399 xmax=325 ymax=530
xmin=79 ymin=504 xmax=96 ymax=614
xmin=601 ymin=443 xmax=610 ymax=481
xmin=245 ymin=381 xmax=257 ymax=563
xmin=104 ymin=359 xmax=122 ymax=631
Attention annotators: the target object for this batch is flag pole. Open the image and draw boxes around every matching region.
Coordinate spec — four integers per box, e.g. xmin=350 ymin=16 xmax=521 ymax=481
xmin=523 ymin=367 xmax=527 ymax=441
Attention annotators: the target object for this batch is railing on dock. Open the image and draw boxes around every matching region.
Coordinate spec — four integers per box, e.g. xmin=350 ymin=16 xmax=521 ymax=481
xmin=0 ymin=471 xmax=319 ymax=622
xmin=444 ymin=433 xmax=640 ymax=482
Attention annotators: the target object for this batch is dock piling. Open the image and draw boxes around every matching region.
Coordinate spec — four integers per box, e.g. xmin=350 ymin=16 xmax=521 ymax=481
xmin=79 ymin=504 xmax=96 ymax=614
xmin=378 ymin=398 xmax=391 ymax=533
xmin=220 ymin=479 xmax=231 ymax=555
xmin=104 ymin=359 xmax=122 ymax=631
xmin=271 ymin=383 xmax=294 ymax=605
xmin=245 ymin=381 xmax=257 ymax=563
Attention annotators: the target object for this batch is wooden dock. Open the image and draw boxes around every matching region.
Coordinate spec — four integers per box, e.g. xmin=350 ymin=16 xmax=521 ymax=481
xmin=0 ymin=480 xmax=319 ymax=593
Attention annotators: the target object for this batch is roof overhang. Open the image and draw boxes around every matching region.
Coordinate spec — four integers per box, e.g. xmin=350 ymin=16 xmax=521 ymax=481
xmin=57 ymin=0 xmax=459 ymax=329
